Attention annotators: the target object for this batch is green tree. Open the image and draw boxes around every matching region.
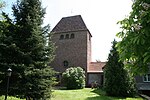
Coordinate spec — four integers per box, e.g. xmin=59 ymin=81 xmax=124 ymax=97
xmin=0 ymin=0 xmax=56 ymax=99
xmin=0 ymin=0 xmax=5 ymax=9
xmin=0 ymin=0 xmax=5 ymax=19
xmin=104 ymin=40 xmax=136 ymax=97
xmin=62 ymin=67 xmax=85 ymax=89
xmin=116 ymin=0 xmax=150 ymax=74
xmin=0 ymin=12 xmax=20 ymax=93
xmin=12 ymin=0 xmax=56 ymax=99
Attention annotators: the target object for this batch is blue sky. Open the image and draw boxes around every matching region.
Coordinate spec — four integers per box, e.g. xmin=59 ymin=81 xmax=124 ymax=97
xmin=3 ymin=0 xmax=133 ymax=62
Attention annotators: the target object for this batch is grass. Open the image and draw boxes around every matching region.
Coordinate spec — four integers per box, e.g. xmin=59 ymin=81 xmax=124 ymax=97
xmin=51 ymin=88 xmax=143 ymax=100
xmin=0 ymin=96 xmax=25 ymax=100
xmin=0 ymin=88 xmax=143 ymax=100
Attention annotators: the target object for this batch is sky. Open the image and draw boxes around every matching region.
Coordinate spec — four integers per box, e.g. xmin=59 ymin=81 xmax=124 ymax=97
xmin=3 ymin=0 xmax=133 ymax=62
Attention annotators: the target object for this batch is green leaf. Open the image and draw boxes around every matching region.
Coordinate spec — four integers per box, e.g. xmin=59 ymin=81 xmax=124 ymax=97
xmin=143 ymin=55 xmax=150 ymax=63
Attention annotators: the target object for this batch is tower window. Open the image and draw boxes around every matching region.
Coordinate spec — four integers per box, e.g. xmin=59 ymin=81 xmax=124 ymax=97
xmin=60 ymin=35 xmax=64 ymax=40
xmin=65 ymin=34 xmax=69 ymax=39
xmin=70 ymin=34 xmax=75 ymax=39
xmin=63 ymin=60 xmax=69 ymax=67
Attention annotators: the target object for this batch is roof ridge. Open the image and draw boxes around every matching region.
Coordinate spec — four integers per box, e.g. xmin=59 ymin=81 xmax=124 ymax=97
xmin=62 ymin=15 xmax=81 ymax=19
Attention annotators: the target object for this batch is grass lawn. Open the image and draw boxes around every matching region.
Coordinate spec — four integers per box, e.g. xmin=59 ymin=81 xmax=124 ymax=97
xmin=51 ymin=88 xmax=143 ymax=100
xmin=0 ymin=88 xmax=143 ymax=100
xmin=0 ymin=96 xmax=25 ymax=100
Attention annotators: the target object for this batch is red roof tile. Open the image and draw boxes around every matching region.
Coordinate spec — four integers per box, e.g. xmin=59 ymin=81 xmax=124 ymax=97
xmin=88 ymin=62 xmax=106 ymax=73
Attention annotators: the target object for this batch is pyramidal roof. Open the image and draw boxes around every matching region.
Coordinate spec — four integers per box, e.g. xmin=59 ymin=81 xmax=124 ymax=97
xmin=51 ymin=15 xmax=89 ymax=33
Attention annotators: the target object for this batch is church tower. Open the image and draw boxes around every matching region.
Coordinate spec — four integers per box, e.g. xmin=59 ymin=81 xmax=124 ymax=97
xmin=51 ymin=15 xmax=92 ymax=79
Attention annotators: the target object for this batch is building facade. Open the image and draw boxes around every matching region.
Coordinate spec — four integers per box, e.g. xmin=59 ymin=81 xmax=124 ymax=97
xmin=135 ymin=67 xmax=150 ymax=95
xmin=50 ymin=15 xmax=105 ymax=86
xmin=50 ymin=15 xmax=150 ymax=93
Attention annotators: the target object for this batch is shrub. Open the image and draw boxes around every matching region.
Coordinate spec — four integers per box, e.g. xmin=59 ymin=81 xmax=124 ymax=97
xmin=62 ymin=67 xmax=85 ymax=89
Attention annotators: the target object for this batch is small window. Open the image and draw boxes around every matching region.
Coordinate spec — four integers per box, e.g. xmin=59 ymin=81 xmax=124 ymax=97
xmin=63 ymin=60 xmax=69 ymax=67
xmin=65 ymin=34 xmax=69 ymax=39
xmin=60 ymin=35 xmax=64 ymax=40
xmin=70 ymin=34 xmax=75 ymax=39
xmin=143 ymin=74 xmax=150 ymax=82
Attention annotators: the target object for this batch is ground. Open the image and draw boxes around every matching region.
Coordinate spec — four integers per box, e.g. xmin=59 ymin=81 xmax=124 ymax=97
xmin=0 ymin=96 xmax=24 ymax=100
xmin=51 ymin=88 xmax=143 ymax=100
xmin=0 ymin=88 xmax=143 ymax=100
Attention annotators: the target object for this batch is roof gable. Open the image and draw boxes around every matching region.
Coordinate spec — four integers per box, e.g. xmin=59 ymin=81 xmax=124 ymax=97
xmin=51 ymin=15 xmax=89 ymax=33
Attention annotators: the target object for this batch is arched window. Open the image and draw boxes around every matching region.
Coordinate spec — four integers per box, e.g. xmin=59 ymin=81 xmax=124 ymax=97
xmin=70 ymin=34 xmax=75 ymax=39
xmin=63 ymin=60 xmax=69 ymax=67
xmin=65 ymin=34 xmax=69 ymax=39
xmin=60 ymin=35 xmax=64 ymax=40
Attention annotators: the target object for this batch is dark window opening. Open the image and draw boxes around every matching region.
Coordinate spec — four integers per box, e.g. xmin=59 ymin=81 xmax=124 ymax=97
xmin=60 ymin=35 xmax=64 ymax=40
xmin=65 ymin=34 xmax=69 ymax=39
xmin=70 ymin=34 xmax=75 ymax=39
xmin=63 ymin=61 xmax=69 ymax=67
xmin=143 ymin=74 xmax=150 ymax=82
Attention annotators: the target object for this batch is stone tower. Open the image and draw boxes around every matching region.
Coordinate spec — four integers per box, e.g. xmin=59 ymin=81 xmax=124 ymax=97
xmin=51 ymin=15 xmax=92 ymax=78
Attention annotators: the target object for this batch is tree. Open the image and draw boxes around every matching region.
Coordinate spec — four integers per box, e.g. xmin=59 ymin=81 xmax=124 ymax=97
xmin=62 ymin=67 xmax=85 ymax=89
xmin=12 ymin=0 xmax=56 ymax=99
xmin=0 ymin=0 xmax=5 ymax=9
xmin=0 ymin=0 xmax=6 ymax=19
xmin=116 ymin=0 xmax=150 ymax=74
xmin=0 ymin=12 xmax=20 ymax=93
xmin=0 ymin=0 xmax=56 ymax=99
xmin=104 ymin=40 xmax=136 ymax=97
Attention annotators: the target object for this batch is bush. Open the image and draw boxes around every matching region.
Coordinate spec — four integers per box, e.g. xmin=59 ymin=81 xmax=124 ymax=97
xmin=62 ymin=67 xmax=85 ymax=89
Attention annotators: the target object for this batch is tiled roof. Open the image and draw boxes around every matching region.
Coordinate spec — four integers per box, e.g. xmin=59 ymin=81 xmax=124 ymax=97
xmin=88 ymin=62 xmax=106 ymax=73
xmin=51 ymin=15 xmax=89 ymax=33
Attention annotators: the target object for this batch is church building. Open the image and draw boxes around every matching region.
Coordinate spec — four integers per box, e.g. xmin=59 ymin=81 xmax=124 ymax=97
xmin=50 ymin=15 xmax=105 ymax=86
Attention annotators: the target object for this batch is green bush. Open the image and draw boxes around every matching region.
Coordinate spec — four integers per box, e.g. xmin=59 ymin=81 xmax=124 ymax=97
xmin=62 ymin=67 xmax=85 ymax=89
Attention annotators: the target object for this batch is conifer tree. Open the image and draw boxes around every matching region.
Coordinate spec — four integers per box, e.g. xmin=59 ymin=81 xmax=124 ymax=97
xmin=0 ymin=0 xmax=56 ymax=99
xmin=0 ymin=0 xmax=5 ymax=9
xmin=0 ymin=12 xmax=19 ymax=94
xmin=104 ymin=40 xmax=136 ymax=97
xmin=12 ymin=0 xmax=56 ymax=99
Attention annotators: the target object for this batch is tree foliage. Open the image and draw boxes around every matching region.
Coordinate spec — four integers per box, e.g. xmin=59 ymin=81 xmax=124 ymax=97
xmin=0 ymin=0 xmax=6 ymax=19
xmin=116 ymin=0 xmax=150 ymax=74
xmin=62 ymin=67 xmax=85 ymax=89
xmin=104 ymin=40 xmax=136 ymax=97
xmin=0 ymin=0 xmax=5 ymax=9
xmin=0 ymin=0 xmax=56 ymax=99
